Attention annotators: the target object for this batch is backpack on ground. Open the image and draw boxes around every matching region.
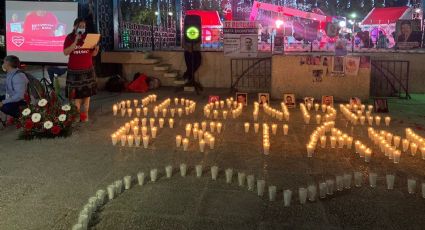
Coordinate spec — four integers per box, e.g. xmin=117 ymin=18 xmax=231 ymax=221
xmin=105 ymin=74 xmax=127 ymax=92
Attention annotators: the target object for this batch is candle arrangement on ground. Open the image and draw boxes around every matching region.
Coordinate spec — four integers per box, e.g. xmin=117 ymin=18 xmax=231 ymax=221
xmin=72 ymin=162 xmax=425 ymax=229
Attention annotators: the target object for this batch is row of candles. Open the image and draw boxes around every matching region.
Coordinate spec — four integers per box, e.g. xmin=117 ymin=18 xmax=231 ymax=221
xmin=406 ymin=128 xmax=425 ymax=153
xmin=260 ymin=102 xmax=290 ymax=122
xmin=111 ymin=117 xmax=177 ymax=147
xmin=73 ymin=166 xmax=425 ymax=230
xmin=340 ymin=104 xmax=391 ymax=126
xmin=243 ymin=122 xmax=289 ymax=135
xmin=368 ymin=128 xmax=425 ymax=163
xmin=301 ymin=103 xmax=337 ymax=125
xmin=175 ymin=122 xmax=223 ymax=152
xmin=203 ymin=98 xmax=239 ymax=119
xmin=116 ymin=94 xmax=157 ymax=109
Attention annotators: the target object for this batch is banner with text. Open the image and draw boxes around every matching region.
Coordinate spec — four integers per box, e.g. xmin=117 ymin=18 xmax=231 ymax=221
xmin=224 ymin=21 xmax=258 ymax=57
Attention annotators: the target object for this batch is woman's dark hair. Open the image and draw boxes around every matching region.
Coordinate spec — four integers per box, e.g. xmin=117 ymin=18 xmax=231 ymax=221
xmin=400 ymin=20 xmax=411 ymax=27
xmin=72 ymin=17 xmax=86 ymax=34
xmin=4 ymin=55 xmax=21 ymax=68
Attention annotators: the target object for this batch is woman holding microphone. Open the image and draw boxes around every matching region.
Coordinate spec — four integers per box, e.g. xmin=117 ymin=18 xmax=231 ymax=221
xmin=63 ymin=18 xmax=99 ymax=122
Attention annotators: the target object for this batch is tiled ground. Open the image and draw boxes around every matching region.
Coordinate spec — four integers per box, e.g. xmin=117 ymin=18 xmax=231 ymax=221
xmin=0 ymin=87 xmax=425 ymax=230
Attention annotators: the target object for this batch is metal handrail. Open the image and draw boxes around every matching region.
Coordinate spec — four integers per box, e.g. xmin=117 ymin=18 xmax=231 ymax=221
xmin=371 ymin=61 xmax=411 ymax=99
xmin=230 ymin=57 xmax=271 ymax=92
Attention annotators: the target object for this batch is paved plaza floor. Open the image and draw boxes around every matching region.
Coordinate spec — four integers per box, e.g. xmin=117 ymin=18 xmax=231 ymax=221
xmin=1 ymin=88 xmax=425 ymax=230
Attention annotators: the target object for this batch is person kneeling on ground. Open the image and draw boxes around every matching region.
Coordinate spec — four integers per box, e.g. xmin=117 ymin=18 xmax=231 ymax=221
xmin=0 ymin=55 xmax=28 ymax=118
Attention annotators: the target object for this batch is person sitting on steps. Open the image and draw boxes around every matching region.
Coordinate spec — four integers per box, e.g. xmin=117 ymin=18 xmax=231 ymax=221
xmin=0 ymin=55 xmax=28 ymax=119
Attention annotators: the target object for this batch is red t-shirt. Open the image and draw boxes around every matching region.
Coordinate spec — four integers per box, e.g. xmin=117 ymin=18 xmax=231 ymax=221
xmin=23 ymin=11 xmax=58 ymax=36
xmin=64 ymin=34 xmax=94 ymax=70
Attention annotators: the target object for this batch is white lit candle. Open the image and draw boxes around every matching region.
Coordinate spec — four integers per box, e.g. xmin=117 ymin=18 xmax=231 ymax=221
xmin=182 ymin=138 xmax=189 ymax=151
xmin=170 ymin=108 xmax=175 ymax=117
xmin=168 ymin=118 xmax=174 ymax=128
xmin=210 ymin=122 xmax=216 ymax=133
xmin=143 ymin=107 xmax=148 ymax=116
xmin=283 ymin=124 xmax=288 ymax=135
xmin=120 ymin=108 xmax=126 ymax=117
xmin=158 ymin=118 xmax=164 ymax=128
xmin=133 ymin=126 xmax=139 ymax=135
xmin=149 ymin=118 xmax=155 ymax=127
xmin=271 ymin=124 xmax=277 ymax=135
xmin=199 ymin=139 xmax=206 ymax=152
xmin=320 ymin=136 xmax=326 ymax=148
xmin=254 ymin=123 xmax=259 ymax=133
xmin=375 ymin=116 xmax=381 ymax=126
xmin=126 ymin=100 xmax=131 ymax=108
xmin=134 ymin=135 xmax=141 ymax=147
xmin=330 ymin=136 xmax=337 ymax=148
xmin=141 ymin=126 xmax=148 ymax=136
xmin=393 ymin=150 xmax=401 ymax=163
xmin=384 ymin=116 xmax=391 ymax=126
xmin=162 ymin=108 xmax=167 ymax=117
xmin=142 ymin=135 xmax=149 ymax=148
xmin=151 ymin=127 xmax=157 ymax=139
xmin=176 ymin=135 xmax=182 ymax=148
xmin=120 ymin=135 xmax=126 ymax=146
xmin=213 ymin=110 xmax=219 ymax=119
xmin=111 ymin=134 xmax=118 ymax=146
xmin=153 ymin=107 xmax=158 ymax=117
xmin=217 ymin=122 xmax=222 ymax=134
xmin=185 ymin=125 xmax=192 ymax=137
xmin=201 ymin=121 xmax=207 ymax=132
xmin=178 ymin=108 xmax=183 ymax=117
xmin=113 ymin=105 xmax=118 ymax=116
xmin=209 ymin=137 xmax=215 ymax=149
xmin=223 ymin=110 xmax=228 ymax=119
xmin=410 ymin=143 xmax=418 ymax=156
xmin=244 ymin=122 xmax=250 ymax=133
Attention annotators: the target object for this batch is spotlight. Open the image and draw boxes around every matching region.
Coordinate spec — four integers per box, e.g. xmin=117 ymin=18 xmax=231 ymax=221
xmin=415 ymin=8 xmax=421 ymax=13
xmin=168 ymin=12 xmax=173 ymax=16
xmin=275 ymin=19 xmax=284 ymax=28
xmin=339 ymin=21 xmax=347 ymax=28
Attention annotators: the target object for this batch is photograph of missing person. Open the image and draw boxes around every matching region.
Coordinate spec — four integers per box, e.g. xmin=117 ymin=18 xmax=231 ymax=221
xmin=240 ymin=35 xmax=256 ymax=53
xmin=312 ymin=69 xmax=324 ymax=82
xmin=322 ymin=95 xmax=334 ymax=107
xmin=374 ymin=98 xmax=389 ymax=113
xmin=359 ymin=56 xmax=371 ymax=68
xmin=396 ymin=20 xmax=422 ymax=49
xmin=208 ymin=95 xmax=220 ymax=103
xmin=284 ymin=93 xmax=296 ymax=108
xmin=332 ymin=56 xmax=345 ymax=73
xmin=258 ymin=93 xmax=269 ymax=106
xmin=349 ymin=97 xmax=361 ymax=107
xmin=304 ymin=97 xmax=314 ymax=105
xmin=236 ymin=92 xmax=248 ymax=106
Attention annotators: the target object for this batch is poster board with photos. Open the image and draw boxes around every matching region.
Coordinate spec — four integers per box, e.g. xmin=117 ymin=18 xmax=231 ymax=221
xmin=345 ymin=56 xmax=360 ymax=76
xmin=284 ymin=94 xmax=296 ymax=108
xmin=332 ymin=56 xmax=345 ymax=73
xmin=396 ymin=19 xmax=423 ymax=50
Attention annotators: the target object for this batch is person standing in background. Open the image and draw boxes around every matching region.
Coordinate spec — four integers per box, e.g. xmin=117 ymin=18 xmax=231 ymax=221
xmin=63 ymin=18 xmax=99 ymax=122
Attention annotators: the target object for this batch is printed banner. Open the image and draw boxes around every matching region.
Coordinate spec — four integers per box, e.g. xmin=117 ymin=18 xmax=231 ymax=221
xmin=345 ymin=56 xmax=360 ymax=76
xmin=224 ymin=21 xmax=258 ymax=57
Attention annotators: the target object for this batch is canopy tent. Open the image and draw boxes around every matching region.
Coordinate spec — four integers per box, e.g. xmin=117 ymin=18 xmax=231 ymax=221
xmin=361 ymin=6 xmax=411 ymax=25
xmin=249 ymin=0 xmax=328 ymax=22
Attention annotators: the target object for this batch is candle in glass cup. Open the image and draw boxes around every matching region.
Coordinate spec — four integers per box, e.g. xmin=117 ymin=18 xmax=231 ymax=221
xmin=141 ymin=126 xmax=148 ymax=136
xmin=134 ymin=135 xmax=141 ymax=147
xmin=386 ymin=174 xmax=395 ymax=190
xmin=176 ymin=135 xmax=182 ymax=147
xmin=283 ymin=124 xmax=289 ymax=135
xmin=384 ymin=116 xmax=391 ymax=126
xmin=306 ymin=144 xmax=314 ymax=157
xmin=182 ymin=138 xmax=189 ymax=151
xmin=209 ymin=137 xmax=215 ymax=149
xmin=199 ymin=139 xmax=206 ymax=152
xmin=170 ymin=108 xmax=175 ymax=117
xmin=153 ymin=107 xmax=158 ymax=117
xmin=222 ymin=110 xmax=228 ymax=120
xmin=151 ymin=127 xmax=158 ymax=138
xmin=158 ymin=118 xmax=164 ymax=128
xmin=421 ymin=147 xmax=425 ymax=160
xmin=177 ymin=108 xmax=183 ymax=117
xmin=330 ymin=136 xmax=337 ymax=148
xmin=143 ymin=107 xmax=148 ymax=116
xmin=244 ymin=122 xmax=250 ymax=133
xmin=375 ymin=116 xmax=381 ymax=126
xmin=133 ymin=126 xmax=139 ymax=135
xmin=162 ymin=108 xmax=167 ymax=117
xmin=185 ymin=125 xmax=192 ymax=137
xmin=402 ymin=139 xmax=410 ymax=152
xmin=113 ymin=105 xmax=118 ymax=116
xmin=369 ymin=173 xmax=377 ymax=188
xmin=142 ymin=135 xmax=149 ymax=148
xmin=320 ymin=136 xmax=326 ymax=148
xmin=271 ymin=124 xmax=277 ymax=135
xmin=168 ymin=118 xmax=174 ymax=128
xmin=410 ymin=143 xmax=418 ymax=156
xmin=364 ymin=148 xmax=372 ymax=162
xmin=201 ymin=121 xmax=207 ymax=132
xmin=316 ymin=114 xmax=321 ymax=124
xmin=393 ymin=136 xmax=401 ymax=147
xmin=185 ymin=107 xmax=190 ymax=115
xmin=125 ymin=100 xmax=131 ymax=108
xmin=111 ymin=134 xmax=118 ymax=146
xmin=213 ymin=110 xmax=219 ymax=119
xmin=254 ymin=123 xmax=259 ymax=133
xmin=174 ymin=98 xmax=179 ymax=105
xmin=120 ymin=135 xmax=127 ymax=146
xmin=210 ymin=122 xmax=216 ymax=133
xmin=408 ymin=179 xmax=417 ymax=194
xmin=120 ymin=108 xmax=126 ymax=117
xmin=217 ymin=122 xmax=222 ymax=133
xmin=149 ymin=118 xmax=155 ymax=127
xmin=127 ymin=135 xmax=134 ymax=147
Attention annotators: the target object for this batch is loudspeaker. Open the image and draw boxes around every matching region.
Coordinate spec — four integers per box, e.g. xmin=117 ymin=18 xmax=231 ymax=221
xmin=184 ymin=15 xmax=202 ymax=43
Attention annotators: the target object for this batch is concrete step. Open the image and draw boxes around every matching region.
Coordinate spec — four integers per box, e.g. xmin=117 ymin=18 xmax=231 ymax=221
xmin=174 ymin=79 xmax=185 ymax=85
xmin=153 ymin=64 xmax=170 ymax=71
xmin=164 ymin=71 xmax=179 ymax=78
xmin=184 ymin=86 xmax=195 ymax=92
